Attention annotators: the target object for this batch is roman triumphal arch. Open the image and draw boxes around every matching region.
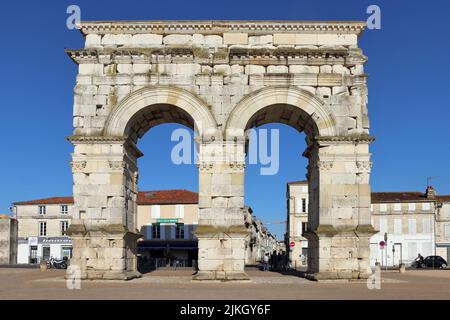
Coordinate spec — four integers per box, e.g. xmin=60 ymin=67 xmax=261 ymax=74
xmin=66 ymin=20 xmax=375 ymax=281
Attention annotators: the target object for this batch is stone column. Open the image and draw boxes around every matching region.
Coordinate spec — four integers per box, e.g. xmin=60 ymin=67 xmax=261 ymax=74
xmin=303 ymin=136 xmax=376 ymax=280
xmin=67 ymin=136 xmax=142 ymax=280
xmin=193 ymin=138 xmax=250 ymax=281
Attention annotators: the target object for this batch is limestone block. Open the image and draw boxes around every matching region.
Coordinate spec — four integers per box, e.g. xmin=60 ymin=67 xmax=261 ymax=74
xmin=201 ymin=65 xmax=213 ymax=75
xmin=79 ymin=64 xmax=103 ymax=76
xmin=297 ymin=86 xmax=316 ymax=95
xmin=245 ymin=65 xmax=266 ymax=75
xmin=117 ymin=64 xmax=132 ymax=74
xmin=267 ymin=65 xmax=288 ymax=73
xmin=248 ymin=35 xmax=273 ymax=46
xmin=85 ymin=34 xmax=101 ymax=48
xmin=76 ymin=75 xmax=93 ymax=85
xmin=320 ymin=65 xmax=333 ymax=73
xmin=192 ymin=34 xmax=205 ymax=45
xmin=228 ymin=197 xmax=244 ymax=208
xmin=163 ymin=34 xmax=192 ymax=45
xmin=316 ymin=87 xmax=331 ymax=97
xmin=132 ymin=64 xmax=151 ymax=73
xmin=230 ymin=64 xmax=244 ymax=75
xmin=332 ymin=86 xmax=349 ymax=95
xmin=74 ymin=104 xmax=96 ymax=116
xmin=98 ymin=85 xmax=113 ymax=95
xmin=102 ymin=34 xmax=133 ymax=46
xmin=212 ymin=197 xmax=228 ymax=207
xmin=223 ymin=33 xmax=248 ymax=45
xmin=317 ymin=34 xmax=357 ymax=46
xmin=350 ymin=65 xmax=364 ymax=75
xmin=213 ymin=64 xmax=232 ymax=76
xmin=131 ymin=34 xmax=163 ymax=47
xmin=211 ymin=173 xmax=232 ymax=185
xmin=74 ymin=85 xmax=98 ymax=95
xmin=176 ymin=64 xmax=201 ymax=76
xmin=332 ymin=65 xmax=350 ymax=75
xmin=205 ymin=35 xmax=223 ymax=46
xmin=104 ymin=64 xmax=117 ymax=75
xmin=289 ymin=65 xmax=319 ymax=74
xmin=274 ymin=33 xmax=317 ymax=45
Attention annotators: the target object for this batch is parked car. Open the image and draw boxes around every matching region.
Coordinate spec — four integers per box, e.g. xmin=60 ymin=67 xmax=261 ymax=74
xmin=416 ymin=256 xmax=447 ymax=269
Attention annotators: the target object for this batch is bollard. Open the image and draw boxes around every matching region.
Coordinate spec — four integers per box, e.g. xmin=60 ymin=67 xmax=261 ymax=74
xmin=40 ymin=260 xmax=48 ymax=272
xmin=399 ymin=263 xmax=406 ymax=273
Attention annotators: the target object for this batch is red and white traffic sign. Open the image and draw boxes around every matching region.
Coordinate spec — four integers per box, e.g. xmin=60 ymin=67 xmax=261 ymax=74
xmin=289 ymin=241 xmax=295 ymax=247
xmin=379 ymin=240 xmax=385 ymax=248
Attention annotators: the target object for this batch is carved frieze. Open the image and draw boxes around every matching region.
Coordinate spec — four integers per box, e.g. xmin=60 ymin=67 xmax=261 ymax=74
xmin=70 ymin=161 xmax=87 ymax=172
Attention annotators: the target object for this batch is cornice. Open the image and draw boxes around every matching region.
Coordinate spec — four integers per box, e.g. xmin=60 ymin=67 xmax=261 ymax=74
xmin=314 ymin=134 xmax=375 ymax=144
xmin=78 ymin=20 xmax=366 ymax=36
xmin=65 ymin=47 xmax=367 ymax=66
xmin=67 ymin=135 xmax=128 ymax=144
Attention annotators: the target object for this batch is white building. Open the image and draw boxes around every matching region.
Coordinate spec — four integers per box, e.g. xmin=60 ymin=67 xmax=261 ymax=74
xmin=370 ymin=188 xmax=436 ymax=267
xmin=13 ymin=197 xmax=74 ymax=264
xmin=287 ymin=183 xmax=450 ymax=268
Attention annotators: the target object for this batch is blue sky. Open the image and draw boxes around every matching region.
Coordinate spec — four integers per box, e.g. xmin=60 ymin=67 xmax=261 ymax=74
xmin=0 ymin=0 xmax=449 ymax=239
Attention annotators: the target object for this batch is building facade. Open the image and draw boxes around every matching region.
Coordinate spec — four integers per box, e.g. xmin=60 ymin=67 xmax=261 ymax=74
xmin=370 ymin=189 xmax=436 ymax=267
xmin=435 ymin=195 xmax=450 ymax=261
xmin=0 ymin=215 xmax=18 ymax=264
xmin=136 ymin=190 xmax=199 ymax=269
xmin=287 ymin=183 xmax=450 ymax=268
xmin=286 ymin=181 xmax=309 ymax=269
xmin=12 ymin=190 xmax=279 ymax=267
xmin=13 ymin=197 xmax=74 ymax=264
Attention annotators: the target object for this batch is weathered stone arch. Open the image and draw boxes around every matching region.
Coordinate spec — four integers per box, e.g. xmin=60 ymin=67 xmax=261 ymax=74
xmin=225 ymin=86 xmax=337 ymax=139
xmin=67 ymin=20 xmax=374 ymax=282
xmin=104 ymin=85 xmax=218 ymax=140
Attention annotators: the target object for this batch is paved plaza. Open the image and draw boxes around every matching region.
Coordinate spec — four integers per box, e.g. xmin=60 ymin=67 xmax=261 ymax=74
xmin=1 ymin=267 xmax=449 ymax=300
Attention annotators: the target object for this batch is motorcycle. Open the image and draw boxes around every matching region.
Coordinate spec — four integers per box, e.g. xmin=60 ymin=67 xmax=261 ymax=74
xmin=46 ymin=257 xmax=68 ymax=269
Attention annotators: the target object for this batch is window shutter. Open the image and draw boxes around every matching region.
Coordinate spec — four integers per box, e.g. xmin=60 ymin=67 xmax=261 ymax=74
xmin=184 ymin=225 xmax=189 ymax=239
xmin=394 ymin=219 xmax=402 ymax=235
xmin=409 ymin=219 xmax=416 ymax=235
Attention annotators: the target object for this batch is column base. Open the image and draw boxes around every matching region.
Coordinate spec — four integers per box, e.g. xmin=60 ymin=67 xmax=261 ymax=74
xmin=192 ymin=271 xmax=251 ymax=282
xmin=305 ymin=270 xmax=371 ymax=282
xmin=66 ymin=270 xmax=142 ymax=281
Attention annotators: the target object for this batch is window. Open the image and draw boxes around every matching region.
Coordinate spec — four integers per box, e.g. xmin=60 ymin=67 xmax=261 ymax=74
xmin=380 ymin=204 xmax=387 ymax=212
xmin=61 ymin=205 xmax=68 ymax=214
xmin=152 ymin=224 xmax=160 ymax=239
xmin=301 ymin=198 xmax=307 ymax=213
xmin=379 ymin=218 xmax=387 ymax=234
xmin=444 ymin=224 xmax=450 ymax=240
xmin=39 ymin=222 xmax=47 ymax=236
xmin=302 ymin=222 xmax=308 ymax=233
xmin=175 ymin=205 xmax=185 ymax=219
xmin=176 ymin=224 xmax=185 ymax=239
xmin=422 ymin=203 xmax=431 ymax=211
xmin=408 ymin=219 xmax=416 ymax=235
xmin=61 ymin=246 xmax=72 ymax=259
xmin=394 ymin=219 xmax=402 ymax=235
xmin=39 ymin=206 xmax=46 ymax=215
xmin=394 ymin=203 xmax=401 ymax=211
xmin=151 ymin=205 xmax=160 ymax=218
xmin=422 ymin=218 xmax=431 ymax=234
xmin=408 ymin=203 xmax=416 ymax=212
xmin=61 ymin=221 xmax=69 ymax=235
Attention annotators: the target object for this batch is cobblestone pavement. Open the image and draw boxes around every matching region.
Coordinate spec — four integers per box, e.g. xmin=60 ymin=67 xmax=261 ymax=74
xmin=0 ymin=267 xmax=449 ymax=299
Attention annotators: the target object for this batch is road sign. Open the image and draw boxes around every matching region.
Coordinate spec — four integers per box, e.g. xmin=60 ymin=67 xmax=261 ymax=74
xmin=379 ymin=240 xmax=385 ymax=248
xmin=290 ymin=241 xmax=295 ymax=247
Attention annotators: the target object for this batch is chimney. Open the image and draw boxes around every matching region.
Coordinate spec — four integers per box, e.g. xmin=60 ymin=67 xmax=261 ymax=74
xmin=426 ymin=185 xmax=436 ymax=199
